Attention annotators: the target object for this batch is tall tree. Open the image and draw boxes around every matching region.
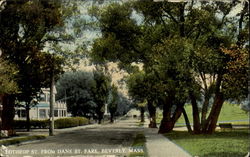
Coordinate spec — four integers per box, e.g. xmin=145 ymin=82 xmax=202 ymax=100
xmin=0 ymin=0 xmax=69 ymax=132
xmin=93 ymin=68 xmax=111 ymax=124
xmin=56 ymin=71 xmax=96 ymax=117
xmin=0 ymin=59 xmax=18 ymax=133
xmin=108 ymin=84 xmax=119 ymax=123
xmin=126 ymin=70 xmax=158 ymax=128
xmin=89 ymin=0 xmax=248 ymax=134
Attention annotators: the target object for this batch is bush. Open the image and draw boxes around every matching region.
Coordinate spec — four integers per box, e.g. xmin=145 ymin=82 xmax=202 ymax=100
xmin=54 ymin=118 xmax=78 ymax=129
xmin=14 ymin=117 xmax=89 ymax=129
xmin=14 ymin=120 xmax=49 ymax=129
xmin=30 ymin=120 xmax=50 ymax=129
xmin=75 ymin=117 xmax=89 ymax=126
xmin=54 ymin=117 xmax=89 ymax=129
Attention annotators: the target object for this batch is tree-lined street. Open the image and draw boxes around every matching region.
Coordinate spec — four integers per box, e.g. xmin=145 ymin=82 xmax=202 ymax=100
xmin=6 ymin=115 xmax=193 ymax=157
xmin=0 ymin=0 xmax=249 ymax=156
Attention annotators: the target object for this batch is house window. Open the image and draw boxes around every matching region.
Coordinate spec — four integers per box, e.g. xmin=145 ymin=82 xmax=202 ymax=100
xmin=21 ymin=110 xmax=26 ymax=118
xmin=40 ymin=94 xmax=46 ymax=102
xmin=63 ymin=110 xmax=66 ymax=117
xmin=47 ymin=94 xmax=50 ymax=102
xmin=54 ymin=110 xmax=58 ymax=117
xmin=17 ymin=109 xmax=26 ymax=118
xmin=39 ymin=109 xmax=46 ymax=118
xmin=60 ymin=110 xmax=63 ymax=117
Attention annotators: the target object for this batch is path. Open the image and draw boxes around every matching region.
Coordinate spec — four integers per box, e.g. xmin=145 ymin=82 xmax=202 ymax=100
xmin=3 ymin=116 xmax=192 ymax=157
xmin=145 ymin=127 xmax=192 ymax=157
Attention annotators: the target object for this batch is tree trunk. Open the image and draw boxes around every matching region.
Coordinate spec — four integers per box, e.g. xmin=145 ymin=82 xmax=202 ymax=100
xmin=158 ymin=104 xmax=183 ymax=134
xmin=158 ymin=119 xmax=175 ymax=134
xmin=158 ymin=98 xmax=172 ymax=134
xmin=182 ymin=107 xmax=193 ymax=133
xmin=201 ymin=96 xmax=210 ymax=132
xmin=179 ymin=3 xmax=186 ymax=37
xmin=26 ymin=103 xmax=30 ymax=132
xmin=140 ymin=107 xmax=145 ymax=123
xmin=1 ymin=94 xmax=15 ymax=136
xmin=203 ymin=74 xmax=224 ymax=134
xmin=189 ymin=92 xmax=201 ymax=134
xmin=147 ymin=100 xmax=157 ymax=128
xmin=205 ymin=93 xmax=224 ymax=134
xmin=110 ymin=112 xmax=114 ymax=123
xmin=98 ymin=112 xmax=104 ymax=124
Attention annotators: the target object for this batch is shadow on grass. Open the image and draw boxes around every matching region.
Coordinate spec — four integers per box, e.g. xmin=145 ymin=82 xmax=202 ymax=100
xmin=165 ymin=128 xmax=249 ymax=140
xmin=203 ymin=152 xmax=247 ymax=157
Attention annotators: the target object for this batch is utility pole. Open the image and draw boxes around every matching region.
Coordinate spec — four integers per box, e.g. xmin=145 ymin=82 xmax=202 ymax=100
xmin=49 ymin=61 xmax=55 ymax=136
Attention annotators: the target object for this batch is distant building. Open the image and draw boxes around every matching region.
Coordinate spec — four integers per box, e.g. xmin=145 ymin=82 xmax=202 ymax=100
xmin=15 ymin=87 xmax=67 ymax=120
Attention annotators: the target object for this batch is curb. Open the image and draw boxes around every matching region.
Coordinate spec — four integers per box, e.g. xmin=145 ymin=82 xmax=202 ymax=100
xmin=0 ymin=135 xmax=47 ymax=146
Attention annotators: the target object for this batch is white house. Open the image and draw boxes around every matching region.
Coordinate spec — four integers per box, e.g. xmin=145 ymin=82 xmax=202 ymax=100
xmin=15 ymin=87 xmax=67 ymax=120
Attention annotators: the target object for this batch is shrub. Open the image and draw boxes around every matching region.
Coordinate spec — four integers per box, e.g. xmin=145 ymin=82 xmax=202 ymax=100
xmin=75 ymin=117 xmax=89 ymax=126
xmin=54 ymin=117 xmax=89 ymax=129
xmin=14 ymin=120 xmax=49 ymax=129
xmin=54 ymin=118 xmax=78 ymax=129
xmin=14 ymin=117 xmax=89 ymax=129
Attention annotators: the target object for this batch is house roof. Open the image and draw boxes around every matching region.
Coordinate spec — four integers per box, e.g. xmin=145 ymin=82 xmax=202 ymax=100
xmin=36 ymin=102 xmax=50 ymax=107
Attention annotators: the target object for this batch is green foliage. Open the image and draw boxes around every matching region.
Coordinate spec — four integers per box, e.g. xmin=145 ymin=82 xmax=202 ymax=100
xmin=54 ymin=117 xmax=89 ymax=129
xmin=56 ymin=71 xmax=96 ymax=117
xmin=56 ymin=69 xmax=113 ymax=122
xmin=0 ymin=59 xmax=19 ymax=94
xmin=14 ymin=120 xmax=49 ymax=129
xmin=108 ymin=84 xmax=119 ymax=114
xmin=14 ymin=117 xmax=89 ymax=129
xmin=0 ymin=0 xmax=66 ymax=107
xmin=90 ymin=2 xmax=142 ymax=65
xmin=126 ymin=71 xmax=147 ymax=102
xmin=89 ymin=1 xmax=248 ymax=133
xmin=93 ymin=69 xmax=111 ymax=115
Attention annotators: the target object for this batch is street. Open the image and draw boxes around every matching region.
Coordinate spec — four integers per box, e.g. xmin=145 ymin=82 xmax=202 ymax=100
xmin=5 ymin=118 xmax=144 ymax=157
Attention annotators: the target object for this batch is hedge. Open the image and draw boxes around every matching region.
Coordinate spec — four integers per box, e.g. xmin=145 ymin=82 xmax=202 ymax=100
xmin=14 ymin=117 xmax=89 ymax=129
xmin=14 ymin=120 xmax=49 ymax=129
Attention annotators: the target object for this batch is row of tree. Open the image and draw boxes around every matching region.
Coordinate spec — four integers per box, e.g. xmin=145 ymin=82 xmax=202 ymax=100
xmin=55 ymin=69 xmax=131 ymax=124
xmin=0 ymin=0 xmax=83 ymax=133
xmin=0 ymin=0 xmax=130 ymax=133
xmin=88 ymin=0 xmax=249 ymax=134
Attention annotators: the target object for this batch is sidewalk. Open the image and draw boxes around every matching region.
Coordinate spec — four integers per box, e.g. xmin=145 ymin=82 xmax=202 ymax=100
xmin=0 ymin=123 xmax=100 ymax=145
xmin=144 ymin=123 xmax=192 ymax=157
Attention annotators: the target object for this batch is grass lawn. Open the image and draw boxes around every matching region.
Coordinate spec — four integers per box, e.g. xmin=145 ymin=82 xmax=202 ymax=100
xmin=129 ymin=133 xmax=146 ymax=157
xmin=165 ymin=129 xmax=249 ymax=157
xmin=156 ymin=102 xmax=249 ymax=125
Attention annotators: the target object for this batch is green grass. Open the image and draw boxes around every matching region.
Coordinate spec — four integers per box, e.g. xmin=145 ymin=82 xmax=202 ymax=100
xmin=0 ymin=135 xmax=46 ymax=145
xmin=156 ymin=102 xmax=249 ymax=125
xmin=165 ymin=129 xmax=250 ymax=157
xmin=137 ymin=122 xmax=145 ymax=127
xmin=129 ymin=133 xmax=146 ymax=157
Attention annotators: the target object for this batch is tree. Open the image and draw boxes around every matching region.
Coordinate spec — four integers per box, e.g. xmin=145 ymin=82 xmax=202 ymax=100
xmin=56 ymin=71 xmax=96 ymax=117
xmin=1 ymin=0 xmax=65 ymax=132
xmin=0 ymin=59 xmax=18 ymax=95
xmin=0 ymin=59 xmax=18 ymax=132
xmin=92 ymin=68 xmax=111 ymax=124
xmin=126 ymin=70 xmax=158 ymax=127
xmin=108 ymin=85 xmax=119 ymax=123
xmin=0 ymin=0 xmax=79 ymax=132
xmin=116 ymin=93 xmax=131 ymax=116
xmin=89 ymin=0 xmax=248 ymax=134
